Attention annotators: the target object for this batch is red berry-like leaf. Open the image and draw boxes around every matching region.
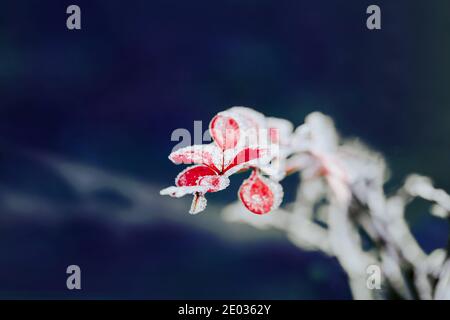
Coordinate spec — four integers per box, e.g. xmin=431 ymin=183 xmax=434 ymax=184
xmin=175 ymin=165 xmax=217 ymax=187
xmin=238 ymin=170 xmax=283 ymax=215
xmin=209 ymin=114 xmax=240 ymax=150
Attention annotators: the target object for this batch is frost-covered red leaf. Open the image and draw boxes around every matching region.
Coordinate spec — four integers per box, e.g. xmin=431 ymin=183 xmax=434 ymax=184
xmin=197 ymin=175 xmax=230 ymax=193
xmin=161 ymin=106 xmax=288 ymax=215
xmin=209 ymin=114 xmax=241 ymax=150
xmin=169 ymin=144 xmax=222 ymax=173
xmin=209 ymin=107 xmax=267 ymax=151
xmin=227 ymin=107 xmax=266 ymax=137
xmin=175 ymin=165 xmax=218 ymax=187
xmin=223 ymin=147 xmax=269 ymax=175
xmin=238 ymin=170 xmax=283 ymax=215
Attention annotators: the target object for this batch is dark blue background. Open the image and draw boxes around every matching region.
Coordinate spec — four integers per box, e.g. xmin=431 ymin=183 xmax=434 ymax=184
xmin=0 ymin=0 xmax=449 ymax=299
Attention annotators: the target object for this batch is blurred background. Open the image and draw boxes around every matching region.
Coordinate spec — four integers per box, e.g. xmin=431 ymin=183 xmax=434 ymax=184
xmin=0 ymin=0 xmax=449 ymax=299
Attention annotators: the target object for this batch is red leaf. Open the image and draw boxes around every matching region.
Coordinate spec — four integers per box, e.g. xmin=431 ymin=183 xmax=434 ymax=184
xmin=209 ymin=114 xmax=240 ymax=150
xmin=169 ymin=145 xmax=221 ymax=173
xmin=238 ymin=170 xmax=283 ymax=215
xmin=175 ymin=165 xmax=217 ymax=187
xmin=197 ymin=175 xmax=230 ymax=193
xmin=223 ymin=148 xmax=266 ymax=174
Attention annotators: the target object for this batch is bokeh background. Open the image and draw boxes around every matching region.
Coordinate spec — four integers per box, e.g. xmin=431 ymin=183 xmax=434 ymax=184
xmin=0 ymin=0 xmax=449 ymax=299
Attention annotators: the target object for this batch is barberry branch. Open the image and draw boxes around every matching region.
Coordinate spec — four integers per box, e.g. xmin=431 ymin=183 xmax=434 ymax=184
xmin=161 ymin=107 xmax=450 ymax=300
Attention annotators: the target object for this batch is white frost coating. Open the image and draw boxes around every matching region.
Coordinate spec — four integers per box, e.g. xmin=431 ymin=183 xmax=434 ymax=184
xmin=189 ymin=193 xmax=207 ymax=214
xmin=213 ymin=109 xmax=253 ymax=151
xmin=159 ymin=185 xmax=209 ymax=198
xmin=264 ymin=175 xmax=283 ymax=212
xmin=266 ymin=117 xmax=294 ymax=144
xmin=227 ymin=106 xmax=267 ymax=132
xmin=404 ymin=174 xmax=450 ymax=216
xmin=304 ymin=112 xmax=339 ymax=153
xmin=435 ymin=261 xmax=450 ymax=300
xmin=197 ymin=175 xmax=230 ymax=192
xmin=169 ymin=143 xmax=223 ymax=171
xmin=259 ymin=158 xmax=286 ymax=182
xmin=291 ymin=112 xmax=338 ymax=154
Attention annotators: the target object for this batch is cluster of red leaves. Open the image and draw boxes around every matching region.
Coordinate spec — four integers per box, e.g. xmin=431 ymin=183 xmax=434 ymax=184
xmin=160 ymin=107 xmax=286 ymax=215
xmin=161 ymin=108 xmax=351 ymax=215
